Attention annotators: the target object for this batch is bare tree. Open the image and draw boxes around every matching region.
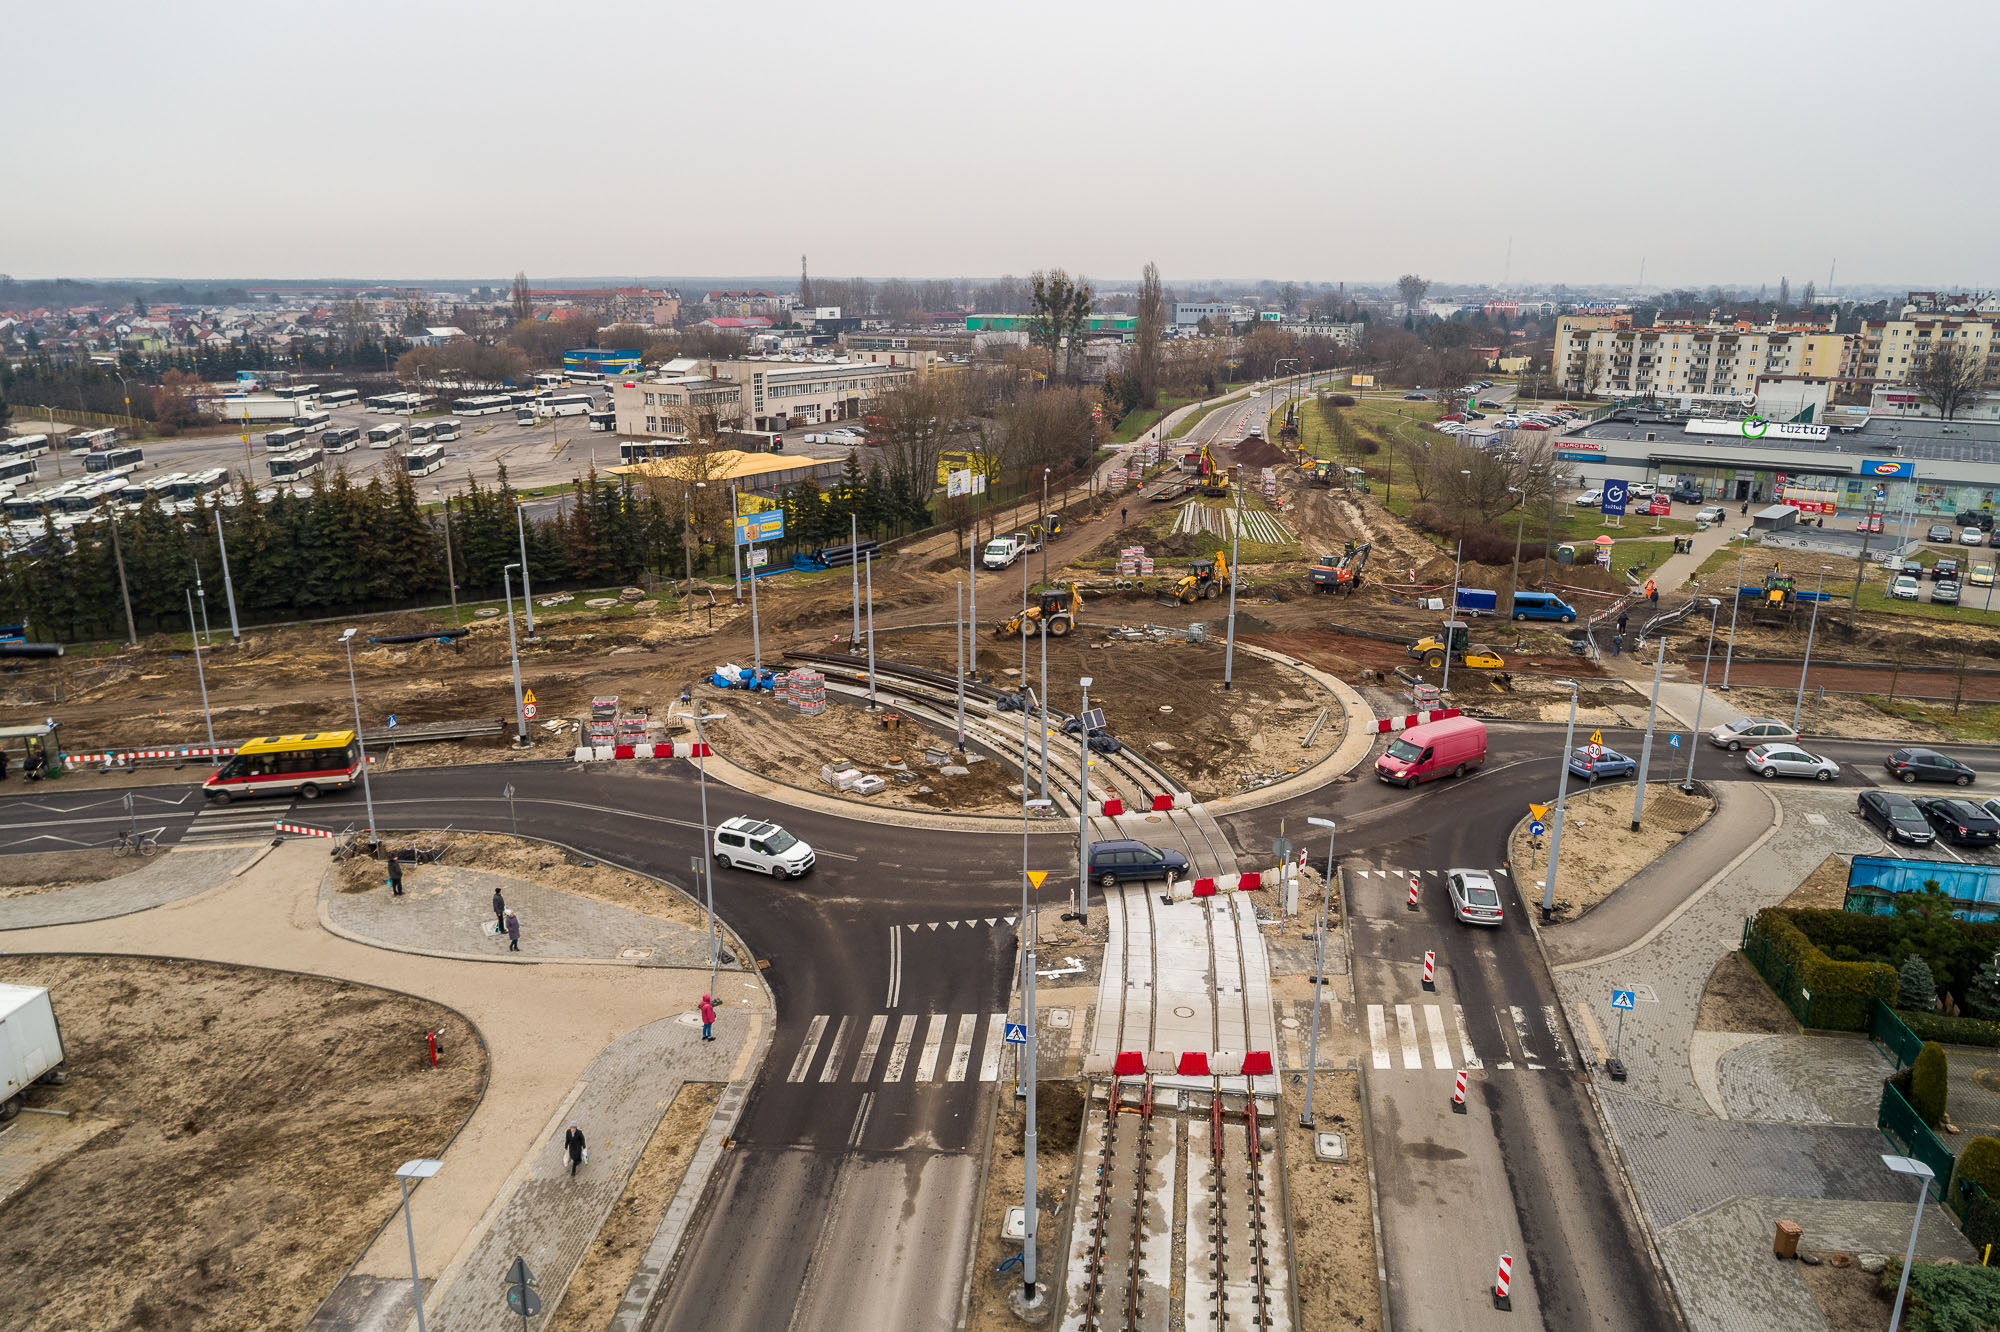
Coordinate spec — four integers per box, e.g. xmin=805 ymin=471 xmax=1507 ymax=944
xmin=1135 ymin=261 xmax=1166 ymax=408
xmin=871 ymin=373 xmax=965 ymax=508
xmin=510 ymin=272 xmax=533 ymax=324
xmin=1911 ymin=340 xmax=1986 ymax=420
xmin=1396 ymin=274 xmax=1431 ymax=315
xmin=1028 ymin=269 xmax=1094 ymax=381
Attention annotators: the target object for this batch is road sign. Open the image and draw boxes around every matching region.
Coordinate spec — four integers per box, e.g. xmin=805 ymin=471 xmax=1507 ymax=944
xmin=524 ymin=689 xmax=537 ymax=706
xmin=1588 ymin=729 xmax=1603 ymax=745
xmin=506 ymin=1288 xmax=543 ymax=1318
xmin=1004 ymin=1022 xmax=1029 ymax=1044
xmin=1529 ymin=820 xmax=1545 ymax=837
xmin=386 ymin=713 xmax=398 ymax=729
xmin=749 ymin=547 xmax=769 ymax=568
xmin=1669 ymin=733 xmax=1682 ymax=749
xmin=1611 ymin=989 xmax=1637 ymax=1010
xmin=502 ymin=1257 xmax=537 ymax=1288
xmin=523 ymin=702 xmax=538 ymax=720
xmin=1272 ymin=837 xmax=1293 ymax=862
xmin=1528 ymin=802 xmax=1549 ymax=820
xmin=734 ymin=510 xmax=784 ymax=545
xmin=1025 ymin=870 xmax=1048 ymax=891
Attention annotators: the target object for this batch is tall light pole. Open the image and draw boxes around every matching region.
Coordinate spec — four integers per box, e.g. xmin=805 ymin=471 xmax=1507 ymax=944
xmin=1541 ymin=678 xmax=1581 ymax=917
xmin=1719 ymin=527 xmax=1753 ymax=689
xmin=213 ymin=501 xmax=241 ymax=642
xmin=1039 ymin=467 xmax=1051 ymax=587
xmin=1301 ymin=815 xmax=1336 ymax=1127
xmin=1074 ymin=675 xmax=1093 ymax=922
xmin=1036 ymin=618 xmax=1051 ymax=800
xmin=1018 ymin=794 xmax=1052 ymax=1314
xmin=1629 ymin=637 xmax=1666 ymax=830
xmin=502 ymin=564 xmax=528 ymax=748
xmin=1682 ymin=598 xmax=1723 ymax=792
xmin=849 ymin=513 xmax=861 ymax=647
xmin=1794 ymin=565 xmax=1832 ymax=731
xmin=747 ymin=535 xmax=763 ymax=675
xmin=187 ymin=590 xmax=215 ymax=748
xmin=514 ymin=495 xmax=536 ymax=636
xmin=1882 ymin=1153 xmax=1936 ymax=1332
xmin=864 ymin=550 xmax=878 ymax=709
xmin=1440 ymin=469 xmax=1472 ymax=694
xmin=675 ymin=707 xmax=727 ymax=993
xmin=339 ymin=628 xmax=378 ymax=843
xmin=1222 ymin=517 xmax=1240 ymax=690
xmin=434 ymin=489 xmax=460 ymax=628
xmin=1505 ymin=485 xmax=1529 ymax=620
xmin=394 ymin=1159 xmax=444 ymax=1332
xmin=729 ymin=482 xmax=742 ymax=602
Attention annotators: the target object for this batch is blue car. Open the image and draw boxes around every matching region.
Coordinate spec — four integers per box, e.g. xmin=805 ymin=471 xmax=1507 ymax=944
xmin=1568 ymin=745 xmax=1636 ymax=782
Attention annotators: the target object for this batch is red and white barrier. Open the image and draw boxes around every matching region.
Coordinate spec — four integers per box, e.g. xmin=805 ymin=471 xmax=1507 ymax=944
xmin=1368 ymin=707 xmax=1462 ymax=734
xmin=573 ymin=741 xmax=713 ymax=763
xmin=1172 ymin=864 xmax=1282 ymax=900
xmin=1092 ymin=791 xmax=1196 ymax=818
xmin=67 ymin=745 xmax=238 ymax=765
xmin=1453 ymin=1068 xmax=1468 ymax=1113
xmin=275 ymin=821 xmax=334 ymax=838
xmin=1494 ymin=1254 xmax=1513 ymax=1310
xmin=1422 ymin=950 xmax=1436 ymax=991
xmin=1110 ymin=1049 xmax=1275 ymax=1079
xmin=1407 ymin=875 xmax=1420 ymax=911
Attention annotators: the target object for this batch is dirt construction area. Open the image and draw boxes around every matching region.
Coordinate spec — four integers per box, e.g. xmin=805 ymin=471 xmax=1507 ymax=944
xmin=0 ymin=954 xmax=485 ymax=1331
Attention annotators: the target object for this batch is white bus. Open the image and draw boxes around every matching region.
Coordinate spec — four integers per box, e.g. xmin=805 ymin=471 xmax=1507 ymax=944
xmin=267 ymin=447 xmax=324 ymax=482
xmin=83 ymin=447 xmax=144 ymax=475
xmin=408 ymin=422 xmax=436 ymax=445
xmin=319 ymin=388 xmax=360 ymax=407
xmin=537 ymin=393 xmax=595 ymax=418
xmin=270 ymin=382 xmax=321 ymax=400
xmin=366 ymin=421 xmax=407 ymax=449
xmin=68 ymin=427 xmax=118 ymax=453
xmin=264 ymin=426 xmax=308 ymax=452
xmin=588 ymin=410 xmax=616 ymax=432
xmin=404 ymin=443 xmax=447 ymax=477
xmin=292 ymin=410 xmax=332 ymax=434
xmin=0 ymin=435 xmax=50 ymax=459
xmin=453 ymin=394 xmax=513 ymax=416
xmin=532 ymin=372 xmax=565 ymax=391
xmin=619 ymin=441 xmax=677 ymax=463
xmin=322 ymin=427 xmax=361 ymax=453
xmin=566 ymin=369 xmax=605 ymax=384
xmin=0 ymin=458 xmax=40 ymax=488
xmin=170 ymin=469 xmax=229 ymax=502
xmin=431 ymin=419 xmax=462 ymax=442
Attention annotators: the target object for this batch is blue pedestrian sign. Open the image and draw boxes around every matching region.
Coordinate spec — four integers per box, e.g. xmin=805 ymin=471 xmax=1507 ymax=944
xmin=1004 ymin=1022 xmax=1029 ymax=1044
xmin=1528 ymin=820 xmax=1546 ymax=838
xmin=1611 ymin=989 xmax=1637 ymax=1010
xmin=1668 ymin=733 xmax=1681 ymax=749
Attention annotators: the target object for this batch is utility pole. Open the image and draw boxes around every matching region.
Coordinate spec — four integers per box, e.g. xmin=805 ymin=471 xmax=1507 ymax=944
xmin=850 ymin=513 xmax=860 ymax=648
xmin=107 ymin=513 xmax=138 ymax=646
xmin=1301 ymin=816 xmax=1336 ymax=1126
xmin=1685 ymin=600 xmax=1722 ymax=791
xmin=439 ymin=494 xmax=460 ymax=628
xmin=1076 ymin=675 xmax=1092 ymax=922
xmin=213 ymin=503 xmax=241 ymax=641
xmin=1222 ymin=519 xmax=1239 ymax=689
xmin=1630 ymin=638 xmax=1665 ymax=830
xmin=514 ymin=496 xmax=536 ymax=636
xmin=187 ymin=589 xmax=215 ymax=747
xmin=864 ymin=551 xmax=878 ymax=709
xmin=955 ymin=581 xmax=967 ymax=749
xmin=1542 ymin=679 xmax=1580 ymax=917
xmin=730 ymin=482 xmax=742 ymax=602
xmin=1720 ymin=527 xmax=1751 ymax=689
xmin=502 ymin=564 xmax=529 ymax=747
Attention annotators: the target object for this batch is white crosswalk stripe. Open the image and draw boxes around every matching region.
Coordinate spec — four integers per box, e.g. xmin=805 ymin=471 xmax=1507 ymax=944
xmin=1362 ymin=1002 xmax=1570 ymax=1074
xmin=178 ymin=798 xmax=287 ymax=845
xmin=946 ymin=1013 xmax=977 ymax=1081
xmin=978 ymin=1012 xmax=1005 ymax=1082
xmin=784 ymin=1012 xmax=1026 ymax=1086
xmin=787 ymin=1016 xmax=829 ymax=1083
xmin=851 ymin=1015 xmax=886 ymax=1082
xmin=881 ymin=1014 xmax=917 ymax=1082
xmin=915 ymin=1015 xmax=947 ymax=1081
xmin=817 ymin=1016 xmax=853 ymax=1083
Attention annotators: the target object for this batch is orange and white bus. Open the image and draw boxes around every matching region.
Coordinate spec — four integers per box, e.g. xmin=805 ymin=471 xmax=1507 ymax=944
xmin=203 ymin=731 xmax=362 ymax=803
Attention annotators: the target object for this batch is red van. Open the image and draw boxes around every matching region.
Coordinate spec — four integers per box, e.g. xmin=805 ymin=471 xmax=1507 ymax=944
xmin=1374 ymin=716 xmax=1488 ymax=788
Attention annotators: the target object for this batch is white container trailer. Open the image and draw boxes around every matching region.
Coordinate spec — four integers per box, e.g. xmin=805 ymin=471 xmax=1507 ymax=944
xmin=0 ymin=982 xmax=65 ymax=1118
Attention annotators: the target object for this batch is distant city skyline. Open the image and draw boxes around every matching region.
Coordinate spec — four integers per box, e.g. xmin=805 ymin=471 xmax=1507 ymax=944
xmin=7 ymin=0 xmax=1993 ymax=288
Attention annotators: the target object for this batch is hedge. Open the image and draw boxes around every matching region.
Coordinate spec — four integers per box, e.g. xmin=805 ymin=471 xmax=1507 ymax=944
xmin=1749 ymin=908 xmax=1897 ymax=1030
xmin=1957 ymin=1138 xmax=2000 ymax=1256
xmin=1878 ymin=1259 xmax=2000 ymax=1331
xmin=1899 ymin=1009 xmax=2000 ymax=1049
xmin=1913 ymin=1042 xmax=1949 ymax=1127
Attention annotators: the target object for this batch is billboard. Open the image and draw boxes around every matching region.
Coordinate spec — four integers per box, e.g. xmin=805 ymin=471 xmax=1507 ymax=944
xmin=1600 ymin=480 xmax=1629 ymax=517
xmin=1685 ymin=418 xmax=1830 ymax=442
xmin=1351 ymin=374 xmax=1376 ymax=389
xmin=734 ymin=510 xmax=784 ymax=545
xmin=1862 ymin=459 xmax=1915 ymax=478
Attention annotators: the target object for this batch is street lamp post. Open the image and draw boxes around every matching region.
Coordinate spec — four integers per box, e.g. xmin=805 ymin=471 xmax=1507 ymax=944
xmin=675 ymin=707 xmax=727 ymax=993
xmin=393 ymin=1159 xmax=444 ymax=1332
xmin=1719 ymin=528 xmax=1753 ymax=689
xmin=514 ymin=497 xmax=536 ymax=637
xmin=864 ymin=550 xmax=878 ymax=709
xmin=850 ymin=513 xmax=861 ymax=647
xmin=187 ymin=590 xmax=215 ymax=748
xmin=1301 ymin=816 xmax=1336 ymax=1127
xmin=1630 ymin=637 xmax=1666 ymax=830
xmin=105 ymin=512 xmax=138 ymax=647
xmin=1075 ymin=675 xmax=1092 ymax=923
xmin=1223 ymin=518 xmax=1239 ymax=690
xmin=1794 ymin=566 xmax=1833 ymax=732
xmin=1037 ymin=619 xmax=1051 ymax=800
xmin=1440 ymin=469 xmax=1472 ymax=695
xmin=1018 ymin=793 xmax=1052 ymax=1313
xmin=1683 ymin=598 xmax=1723 ymax=792
xmin=338 ymin=629 xmax=379 ymax=844
xmin=1541 ymin=678 xmax=1581 ymax=916
xmin=1882 ymin=1154 xmax=1937 ymax=1332
xmin=502 ymin=564 xmax=529 ymax=748
xmin=213 ymin=502 xmax=241 ymax=641
xmin=434 ymin=491 xmax=460 ymax=628
xmin=1040 ymin=467 xmax=1051 ymax=587
xmin=1506 ymin=486 xmax=1528 ymax=620
xmin=956 ymin=581 xmax=967 ymax=749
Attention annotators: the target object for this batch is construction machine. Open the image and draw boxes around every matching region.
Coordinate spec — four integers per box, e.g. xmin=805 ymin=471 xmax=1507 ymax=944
xmin=1197 ymin=442 xmax=1230 ymax=497
xmin=997 ymin=581 xmax=1082 ymax=638
xmin=1158 ymin=552 xmax=1228 ymax=605
xmin=1309 ymin=541 xmax=1371 ymax=594
xmin=1407 ymin=621 xmax=1505 ymax=671
xmin=1302 ymin=460 xmax=1339 ymax=488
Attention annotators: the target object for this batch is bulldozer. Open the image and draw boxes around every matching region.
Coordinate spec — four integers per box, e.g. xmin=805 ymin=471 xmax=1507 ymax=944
xmin=1408 ymin=621 xmax=1505 ymax=671
xmin=1309 ymin=541 xmax=1371 ymax=594
xmin=1158 ymin=552 xmax=1228 ymax=605
xmin=997 ymin=581 xmax=1082 ymax=638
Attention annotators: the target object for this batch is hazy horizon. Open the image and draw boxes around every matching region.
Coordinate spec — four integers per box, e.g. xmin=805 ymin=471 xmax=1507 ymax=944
xmin=7 ymin=0 xmax=1993 ymax=290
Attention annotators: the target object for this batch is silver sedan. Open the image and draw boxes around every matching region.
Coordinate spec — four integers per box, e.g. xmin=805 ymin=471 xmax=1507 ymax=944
xmin=1744 ymin=743 xmax=1839 ymax=781
xmin=1446 ymin=868 xmax=1504 ymax=926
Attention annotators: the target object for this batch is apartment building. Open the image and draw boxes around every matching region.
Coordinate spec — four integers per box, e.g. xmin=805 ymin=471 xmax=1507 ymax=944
xmin=1842 ymin=316 xmax=1999 ymax=389
xmin=1554 ymin=316 xmax=1846 ymax=405
xmin=614 ymin=375 xmax=746 ymax=438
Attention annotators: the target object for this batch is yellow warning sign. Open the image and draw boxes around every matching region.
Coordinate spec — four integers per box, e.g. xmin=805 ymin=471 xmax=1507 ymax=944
xmin=1588 ymin=729 xmax=1603 ymax=745
xmin=524 ymin=689 xmax=537 ymax=706
xmin=1528 ymin=803 xmax=1550 ymax=820
xmin=1025 ymin=870 xmax=1049 ymax=891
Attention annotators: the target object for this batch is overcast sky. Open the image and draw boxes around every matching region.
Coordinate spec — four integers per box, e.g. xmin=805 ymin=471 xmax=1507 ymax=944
xmin=7 ymin=0 xmax=1991 ymax=290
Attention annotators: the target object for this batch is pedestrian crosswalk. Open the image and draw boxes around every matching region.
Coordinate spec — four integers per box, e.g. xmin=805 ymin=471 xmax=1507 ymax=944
xmin=176 ymin=798 xmax=287 ymax=847
xmin=1365 ymin=1003 xmax=1572 ymax=1073
xmin=784 ymin=1011 xmax=1011 ymax=1085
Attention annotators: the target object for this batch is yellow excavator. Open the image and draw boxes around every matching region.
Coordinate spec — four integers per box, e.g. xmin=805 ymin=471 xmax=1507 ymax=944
xmin=1197 ymin=442 xmax=1230 ymax=497
xmin=997 ymin=582 xmax=1082 ymax=638
xmin=1159 ymin=552 xmax=1228 ymax=605
xmin=1407 ymin=621 xmax=1505 ymax=671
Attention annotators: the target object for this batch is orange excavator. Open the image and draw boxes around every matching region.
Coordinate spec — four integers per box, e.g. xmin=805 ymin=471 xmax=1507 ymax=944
xmin=1309 ymin=541 xmax=1371 ymax=594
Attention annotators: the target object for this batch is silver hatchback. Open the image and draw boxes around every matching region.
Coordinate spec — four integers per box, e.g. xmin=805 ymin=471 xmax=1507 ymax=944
xmin=1447 ymin=869 xmax=1504 ymax=926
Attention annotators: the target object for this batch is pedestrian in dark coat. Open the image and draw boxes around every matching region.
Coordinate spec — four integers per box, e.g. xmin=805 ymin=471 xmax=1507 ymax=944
xmin=1616 ymin=611 xmax=1629 ymax=635
xmin=505 ymin=908 xmax=520 ymax=951
xmin=492 ymin=888 xmax=507 ymax=934
xmin=700 ymin=994 xmax=717 ymax=1041
xmin=386 ymin=857 xmax=404 ymax=896
xmin=563 ymin=1122 xmax=586 ymax=1177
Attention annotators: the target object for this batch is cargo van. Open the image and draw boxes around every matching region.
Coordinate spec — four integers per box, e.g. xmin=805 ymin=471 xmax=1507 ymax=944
xmin=1507 ymin=591 xmax=1577 ymax=622
xmin=1374 ymin=716 xmax=1488 ymax=787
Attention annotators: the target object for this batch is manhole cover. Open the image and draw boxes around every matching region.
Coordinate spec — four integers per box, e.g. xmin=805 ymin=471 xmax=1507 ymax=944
xmin=1314 ymin=1132 xmax=1348 ymax=1162
xmin=1173 ymin=1005 xmax=1196 ymax=1019
xmin=1281 ymin=1016 xmax=1301 ymax=1029
xmin=1144 ymin=814 xmax=1163 ymax=824
xmin=1805 ymin=813 xmax=1829 ymax=826
xmin=1048 ymin=1008 xmax=1073 ymax=1029
xmin=676 ymin=1013 xmax=703 ymax=1027
xmin=620 ymin=947 xmax=655 ymax=960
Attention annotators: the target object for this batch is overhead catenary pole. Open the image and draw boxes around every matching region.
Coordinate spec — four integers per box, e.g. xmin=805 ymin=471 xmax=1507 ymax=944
xmin=107 ymin=514 xmax=138 ymax=647
xmin=1301 ymin=815 xmax=1336 ymax=1126
xmin=213 ymin=502 xmax=241 ymax=641
xmin=514 ymin=497 xmax=536 ymax=636
xmin=1037 ymin=619 xmax=1050 ymax=801
xmin=1719 ymin=527 xmax=1752 ymax=689
xmin=340 ymin=629 xmax=379 ymax=843
xmin=438 ymin=494 xmax=460 ymax=628
xmin=502 ymin=564 xmax=528 ymax=747
xmin=748 ymin=539 xmax=762 ymax=675
xmin=955 ymin=581 xmax=967 ymax=748
xmin=1541 ymin=679 xmax=1581 ymax=916
xmin=1794 ymin=566 xmax=1832 ymax=732
xmin=730 ymin=483 xmax=742 ymax=602
xmin=850 ymin=513 xmax=861 ymax=648
xmin=864 ymin=552 xmax=878 ymax=709
xmin=1629 ymin=638 xmax=1666 ymax=830
xmin=1223 ymin=519 xmax=1239 ymax=689
xmin=187 ymin=589 xmax=215 ymax=747
xmin=968 ymin=537 xmax=977 ymax=677
xmin=1076 ymin=675 xmax=1092 ymax=923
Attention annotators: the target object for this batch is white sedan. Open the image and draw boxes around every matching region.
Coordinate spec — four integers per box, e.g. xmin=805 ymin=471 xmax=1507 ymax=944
xmin=1744 ymin=743 xmax=1839 ymax=781
xmin=1574 ymin=489 xmax=1603 ymax=506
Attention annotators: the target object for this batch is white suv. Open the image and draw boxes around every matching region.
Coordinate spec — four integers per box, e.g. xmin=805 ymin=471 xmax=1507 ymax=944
xmin=714 ymin=816 xmax=816 ymax=879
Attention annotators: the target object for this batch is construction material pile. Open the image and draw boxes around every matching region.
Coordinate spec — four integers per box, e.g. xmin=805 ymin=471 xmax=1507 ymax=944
xmin=1116 ymin=545 xmax=1156 ymax=576
xmin=776 ymin=669 xmax=827 ymax=717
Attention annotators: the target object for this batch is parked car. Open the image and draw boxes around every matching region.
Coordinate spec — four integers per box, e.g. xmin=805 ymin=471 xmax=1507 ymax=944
xmin=1933 ymin=558 xmax=1960 ymax=582
xmin=1696 ymin=505 xmax=1727 ymax=524
xmin=1517 ymin=421 xmax=1550 ymax=431
xmin=1744 ymin=743 xmax=1839 ymax=781
xmin=1402 ymin=391 xmax=1428 ymax=401
xmin=1963 ymin=528 xmax=1985 ymax=546
xmin=1446 ymin=869 xmax=1504 ymax=926
xmin=1574 ymin=489 xmax=1603 ymax=506
xmin=1989 ymin=529 xmax=2000 ymax=548
xmin=1087 ymin=839 xmax=1190 ymax=887
xmin=1889 ymin=575 xmax=1923 ymax=600
xmin=1972 ymin=564 xmax=1996 ymax=588
xmin=1928 ymin=523 xmax=1954 ymax=543
xmin=1915 ymin=797 xmax=2000 ymax=847
xmin=1568 ymin=745 xmax=1635 ymax=782
xmin=1955 ymin=510 xmax=1994 ymax=531
xmin=1885 ymin=748 xmax=1975 ymax=785
xmin=1709 ymin=717 xmax=1799 ymax=751
xmin=713 ymin=816 xmax=816 ymax=879
xmin=1932 ymin=580 xmax=1961 ymax=605
xmin=1671 ymin=486 xmax=1704 ymax=504
xmin=1858 ymin=789 xmax=1937 ymax=846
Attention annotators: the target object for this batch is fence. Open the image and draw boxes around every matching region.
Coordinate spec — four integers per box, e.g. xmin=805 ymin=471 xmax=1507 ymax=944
xmin=1871 ymin=997 xmax=1924 ymax=1072
xmin=1878 ymin=1079 xmax=1953 ymax=1204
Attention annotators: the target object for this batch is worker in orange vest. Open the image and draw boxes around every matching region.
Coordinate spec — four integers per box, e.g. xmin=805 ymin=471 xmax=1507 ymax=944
xmin=1644 ymin=577 xmax=1658 ymax=608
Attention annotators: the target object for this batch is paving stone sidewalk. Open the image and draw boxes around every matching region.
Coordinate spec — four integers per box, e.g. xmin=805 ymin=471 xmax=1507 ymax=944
xmin=322 ymin=863 xmax=715 ymax=965
xmin=0 ymin=846 xmax=259 ymax=930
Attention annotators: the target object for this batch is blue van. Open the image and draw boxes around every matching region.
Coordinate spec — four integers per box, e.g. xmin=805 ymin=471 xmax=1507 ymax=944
xmin=1508 ymin=591 xmax=1577 ymax=622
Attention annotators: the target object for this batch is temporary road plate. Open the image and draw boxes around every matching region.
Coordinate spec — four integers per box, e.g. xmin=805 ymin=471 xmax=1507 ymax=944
xmin=1004 ymin=1023 xmax=1029 ymax=1044
xmin=1528 ymin=820 xmax=1545 ymax=837
xmin=1611 ymin=989 xmax=1637 ymax=1010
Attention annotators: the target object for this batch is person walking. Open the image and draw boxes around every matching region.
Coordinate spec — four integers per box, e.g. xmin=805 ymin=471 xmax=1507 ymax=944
xmin=504 ymin=908 xmax=520 ymax=952
xmin=1616 ymin=610 xmax=1629 ymax=637
xmin=700 ymin=993 xmax=717 ymax=1042
xmin=1611 ymin=633 xmax=1622 ymax=657
xmin=1120 ymin=505 xmax=1128 ymax=526
xmin=492 ymin=887 xmax=507 ymax=935
xmin=563 ymin=1122 xmax=586 ymax=1177
xmin=386 ymin=856 xmax=404 ymax=897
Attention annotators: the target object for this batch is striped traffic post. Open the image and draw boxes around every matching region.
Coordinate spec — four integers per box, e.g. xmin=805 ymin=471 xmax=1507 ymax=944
xmin=1452 ymin=1069 xmax=1467 ymax=1114
xmin=1494 ymin=1253 xmax=1513 ymax=1310
xmin=1406 ymin=875 xmax=1420 ymax=912
xmin=1421 ymin=950 xmax=1436 ymax=991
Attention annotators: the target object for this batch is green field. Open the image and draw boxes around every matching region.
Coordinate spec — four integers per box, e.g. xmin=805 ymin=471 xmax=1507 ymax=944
xmin=1111 ymin=394 xmax=1195 ymax=444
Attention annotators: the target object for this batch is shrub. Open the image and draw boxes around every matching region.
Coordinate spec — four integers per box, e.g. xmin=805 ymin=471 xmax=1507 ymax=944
xmin=1955 ymin=1136 xmax=2000 ymax=1203
xmin=1967 ymin=956 xmax=2000 ymax=1021
xmin=1912 ymin=1041 xmax=1949 ymax=1127
xmin=1877 ymin=1259 xmax=2000 ymax=1332
xmin=1325 ymin=394 xmax=1357 ymax=408
xmin=1899 ymin=1010 xmax=2000 ymax=1048
xmin=1747 ymin=908 xmax=1897 ymax=1031
xmin=1902 ymin=955 xmax=1940 ymax=1010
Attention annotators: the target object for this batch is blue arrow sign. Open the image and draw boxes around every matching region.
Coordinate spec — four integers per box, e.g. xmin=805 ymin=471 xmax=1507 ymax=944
xmin=1528 ymin=820 xmax=1546 ymax=837
xmin=1004 ymin=1022 xmax=1029 ymax=1044
xmin=1668 ymin=733 xmax=1681 ymax=749
xmin=1611 ymin=989 xmax=1637 ymax=1010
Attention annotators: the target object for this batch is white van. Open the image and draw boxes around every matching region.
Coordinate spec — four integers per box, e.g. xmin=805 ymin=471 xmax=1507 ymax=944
xmin=713 ymin=816 xmax=816 ymax=879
